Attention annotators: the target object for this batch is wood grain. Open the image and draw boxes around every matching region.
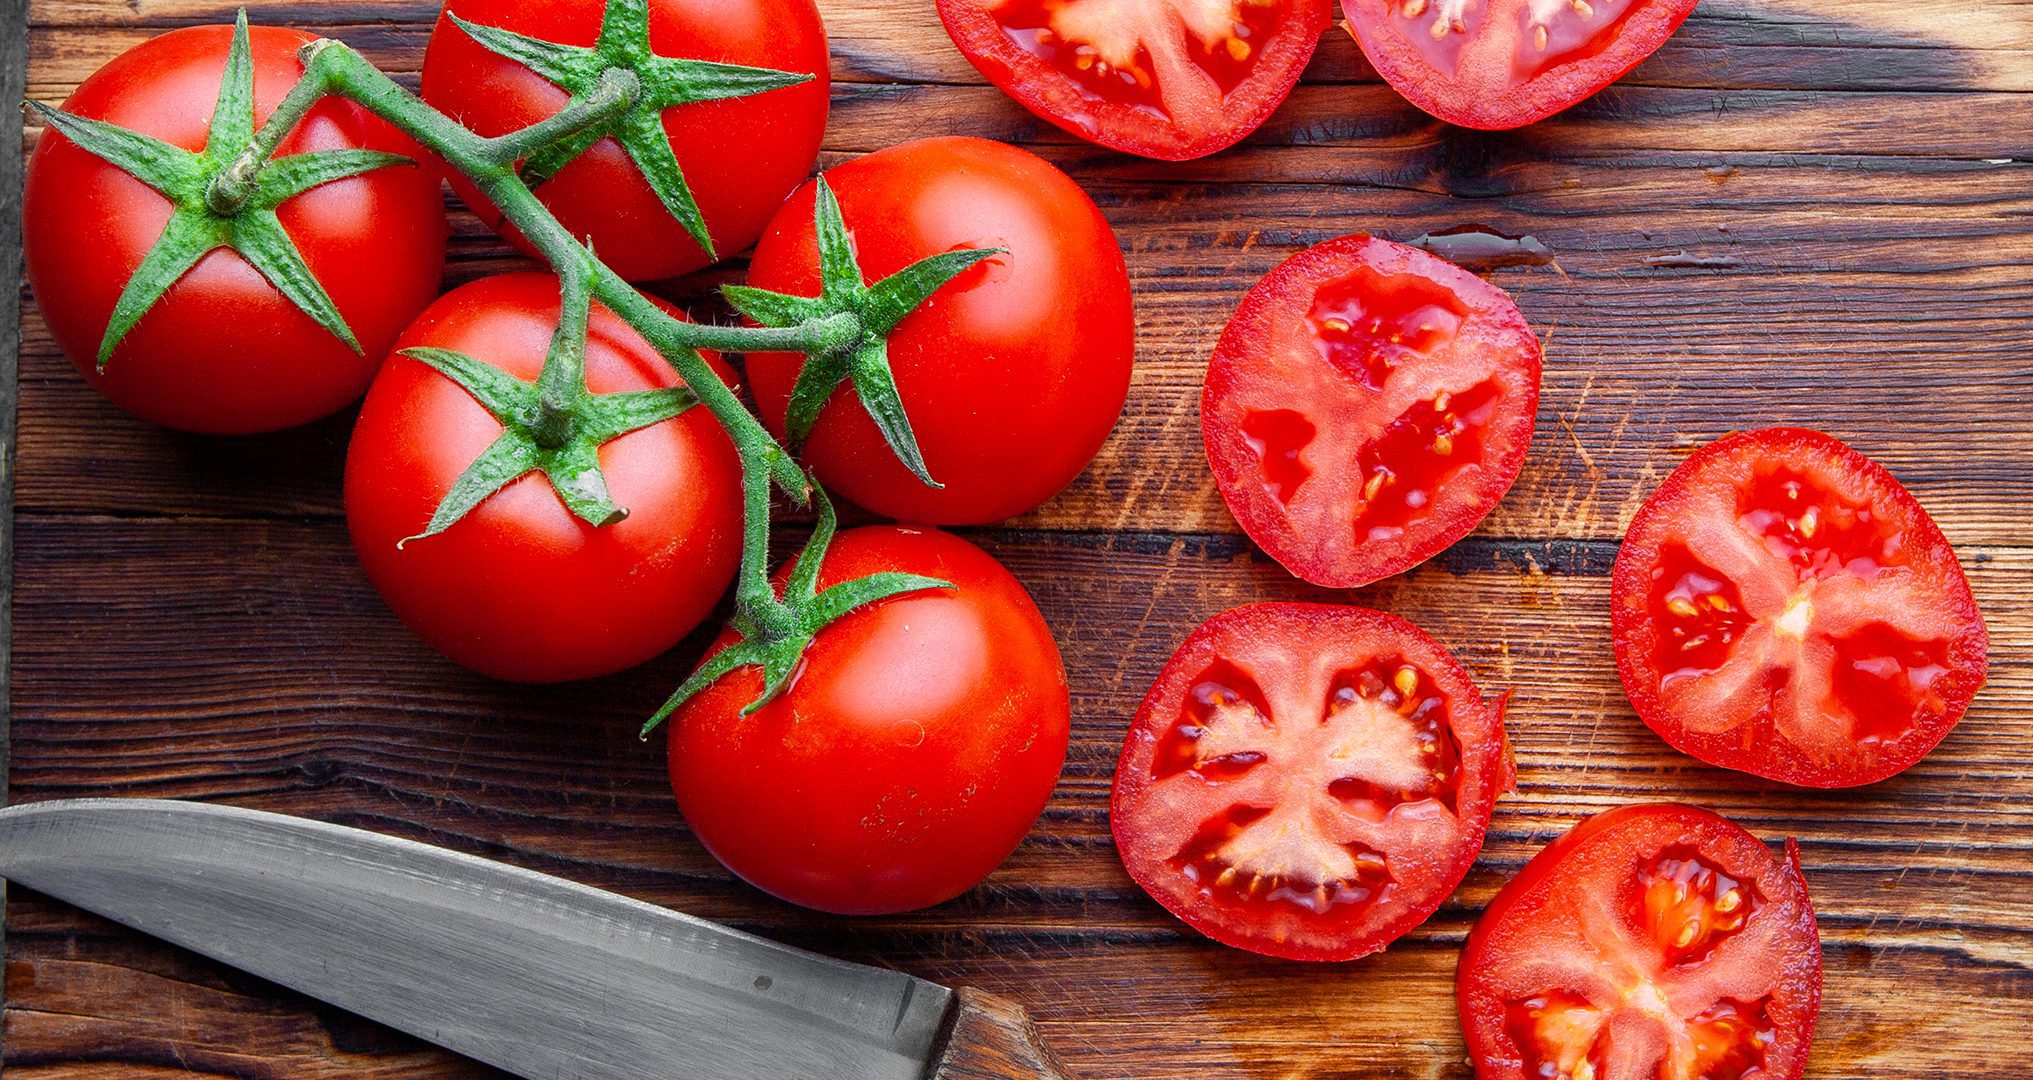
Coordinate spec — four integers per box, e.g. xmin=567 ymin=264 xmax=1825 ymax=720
xmin=8 ymin=0 xmax=2033 ymax=1077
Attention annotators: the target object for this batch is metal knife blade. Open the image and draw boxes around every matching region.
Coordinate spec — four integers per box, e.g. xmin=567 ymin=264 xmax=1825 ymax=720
xmin=0 ymin=798 xmax=954 ymax=1080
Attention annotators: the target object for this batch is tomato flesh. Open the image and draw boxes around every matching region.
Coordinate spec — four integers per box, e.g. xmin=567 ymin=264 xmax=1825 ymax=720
xmin=1460 ymin=804 xmax=1822 ymax=1080
xmin=1203 ymin=235 xmax=1541 ymax=588
xmin=936 ymin=0 xmax=1331 ymax=160
xmin=1342 ymin=0 xmax=1698 ymax=130
xmin=1111 ymin=603 xmax=1510 ymax=961
xmin=1612 ymin=428 xmax=1988 ymax=787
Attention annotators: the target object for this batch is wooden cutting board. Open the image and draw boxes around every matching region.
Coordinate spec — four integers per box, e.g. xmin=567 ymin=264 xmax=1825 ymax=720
xmin=6 ymin=0 xmax=2031 ymax=1075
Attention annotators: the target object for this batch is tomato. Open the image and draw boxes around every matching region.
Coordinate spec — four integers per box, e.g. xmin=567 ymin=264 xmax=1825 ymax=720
xmin=1341 ymin=0 xmax=1699 ymax=130
xmin=1111 ymin=603 xmax=1510 ymax=961
xmin=666 ymin=526 xmax=1070 ymax=915
xmin=345 ymin=273 xmax=743 ymax=683
xmin=24 ymin=23 xmax=446 ymax=434
xmin=1611 ymin=428 xmax=1987 ymax=788
xmin=1203 ymin=235 xmax=1541 ymax=588
xmin=935 ymin=0 xmax=1331 ymax=160
xmin=1459 ymin=803 xmax=1822 ymax=1080
xmin=422 ymin=0 xmax=830 ymax=283
xmin=744 ymin=136 xmax=1135 ymax=525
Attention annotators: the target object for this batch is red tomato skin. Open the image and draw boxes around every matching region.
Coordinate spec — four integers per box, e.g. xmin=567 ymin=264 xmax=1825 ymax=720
xmin=1342 ymin=0 xmax=1699 ymax=130
xmin=667 ymin=526 xmax=1071 ymax=915
xmin=744 ymin=137 xmax=1134 ymax=525
xmin=1203 ymin=234 xmax=1541 ymax=588
xmin=344 ymin=273 xmax=742 ymax=684
xmin=421 ymin=0 xmax=829 ymax=282
xmin=1610 ymin=428 xmax=1988 ymax=788
xmin=24 ymin=24 xmax=447 ymax=435
xmin=1111 ymin=603 xmax=1512 ymax=961
xmin=1458 ymin=803 xmax=1822 ymax=1080
xmin=934 ymin=0 xmax=1331 ymax=161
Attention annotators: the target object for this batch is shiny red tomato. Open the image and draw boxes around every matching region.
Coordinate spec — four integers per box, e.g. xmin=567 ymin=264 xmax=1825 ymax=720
xmin=1342 ymin=0 xmax=1699 ymax=129
xmin=422 ymin=0 xmax=829 ymax=282
xmin=1111 ymin=603 xmax=1510 ymax=961
xmin=1611 ymin=428 xmax=1987 ymax=788
xmin=1203 ymin=234 xmax=1541 ymax=588
xmin=345 ymin=273 xmax=742 ymax=683
xmin=935 ymin=0 xmax=1331 ymax=160
xmin=1459 ymin=804 xmax=1822 ymax=1080
xmin=24 ymin=23 xmax=446 ymax=434
xmin=745 ymin=137 xmax=1134 ymax=525
xmin=666 ymin=526 xmax=1070 ymax=915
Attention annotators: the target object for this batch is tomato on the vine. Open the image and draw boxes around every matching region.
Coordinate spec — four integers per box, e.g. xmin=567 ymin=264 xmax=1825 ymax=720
xmin=422 ymin=0 xmax=830 ymax=282
xmin=1611 ymin=428 xmax=1987 ymax=788
xmin=1203 ymin=234 xmax=1541 ymax=588
xmin=743 ymin=136 xmax=1135 ymax=525
xmin=25 ymin=21 xmax=447 ymax=434
xmin=666 ymin=526 xmax=1070 ymax=915
xmin=1342 ymin=0 xmax=1699 ymax=130
xmin=1111 ymin=603 xmax=1510 ymax=961
xmin=935 ymin=0 xmax=1331 ymax=160
xmin=345 ymin=273 xmax=743 ymax=684
xmin=1459 ymin=803 xmax=1822 ymax=1080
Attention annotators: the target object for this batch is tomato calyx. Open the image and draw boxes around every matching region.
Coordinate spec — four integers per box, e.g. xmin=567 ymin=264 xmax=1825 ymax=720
xmin=723 ymin=176 xmax=1006 ymax=488
xmin=640 ymin=483 xmax=955 ymax=734
xmin=446 ymin=0 xmax=815 ymax=261
xmin=29 ymin=10 xmax=417 ymax=370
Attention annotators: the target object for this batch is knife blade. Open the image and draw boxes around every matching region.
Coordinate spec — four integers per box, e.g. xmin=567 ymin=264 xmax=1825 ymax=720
xmin=0 ymin=798 xmax=1072 ymax=1080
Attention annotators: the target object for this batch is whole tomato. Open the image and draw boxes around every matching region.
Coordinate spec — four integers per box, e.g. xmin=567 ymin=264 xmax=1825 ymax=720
xmin=744 ymin=136 xmax=1135 ymax=525
xmin=345 ymin=273 xmax=743 ymax=683
xmin=24 ymin=22 xmax=447 ymax=434
xmin=421 ymin=0 xmax=830 ymax=282
xmin=666 ymin=526 xmax=1070 ymax=914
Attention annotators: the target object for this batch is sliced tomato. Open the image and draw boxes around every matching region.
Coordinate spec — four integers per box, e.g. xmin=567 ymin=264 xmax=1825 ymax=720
xmin=1203 ymin=234 xmax=1541 ymax=588
xmin=935 ymin=0 xmax=1331 ymax=160
xmin=1612 ymin=428 xmax=1988 ymax=788
xmin=1111 ymin=603 xmax=1511 ymax=961
xmin=1460 ymin=803 xmax=1822 ymax=1080
xmin=1342 ymin=0 xmax=1699 ymax=130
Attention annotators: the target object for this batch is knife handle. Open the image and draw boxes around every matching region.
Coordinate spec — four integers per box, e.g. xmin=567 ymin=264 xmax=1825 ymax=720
xmin=929 ymin=987 xmax=1076 ymax=1080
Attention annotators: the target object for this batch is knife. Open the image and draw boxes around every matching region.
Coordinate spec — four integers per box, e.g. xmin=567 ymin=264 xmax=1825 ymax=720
xmin=0 ymin=798 xmax=1074 ymax=1080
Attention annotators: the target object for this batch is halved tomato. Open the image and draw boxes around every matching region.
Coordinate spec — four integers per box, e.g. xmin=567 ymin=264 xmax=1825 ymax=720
xmin=1342 ymin=0 xmax=1699 ymax=130
xmin=1203 ymin=234 xmax=1541 ymax=589
xmin=935 ymin=0 xmax=1332 ymax=160
xmin=1611 ymin=428 xmax=1988 ymax=788
xmin=1459 ymin=803 xmax=1822 ymax=1080
xmin=1111 ymin=603 xmax=1510 ymax=961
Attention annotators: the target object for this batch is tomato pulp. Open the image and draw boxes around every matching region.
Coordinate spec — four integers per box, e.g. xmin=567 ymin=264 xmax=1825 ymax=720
xmin=1342 ymin=0 xmax=1699 ymax=129
xmin=1460 ymin=803 xmax=1822 ymax=1080
xmin=345 ymin=274 xmax=743 ymax=684
xmin=1204 ymin=234 xmax=1541 ymax=588
xmin=1612 ymin=428 xmax=1987 ymax=788
xmin=745 ymin=137 xmax=1135 ymax=525
xmin=1112 ymin=603 xmax=1510 ymax=960
xmin=667 ymin=527 xmax=1071 ymax=915
xmin=936 ymin=0 xmax=1331 ymax=160
xmin=25 ymin=23 xmax=446 ymax=434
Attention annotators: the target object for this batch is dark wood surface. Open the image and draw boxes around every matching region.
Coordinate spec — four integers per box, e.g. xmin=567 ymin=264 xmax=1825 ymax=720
xmin=7 ymin=0 xmax=2033 ymax=1076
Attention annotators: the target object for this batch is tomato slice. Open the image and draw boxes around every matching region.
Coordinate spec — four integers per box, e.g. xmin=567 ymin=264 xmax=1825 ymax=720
xmin=935 ymin=0 xmax=1331 ymax=160
xmin=1460 ymin=804 xmax=1822 ymax=1080
xmin=1341 ymin=0 xmax=1698 ymax=129
xmin=1612 ymin=428 xmax=1988 ymax=788
xmin=1111 ymin=603 xmax=1511 ymax=961
xmin=1203 ymin=235 xmax=1541 ymax=588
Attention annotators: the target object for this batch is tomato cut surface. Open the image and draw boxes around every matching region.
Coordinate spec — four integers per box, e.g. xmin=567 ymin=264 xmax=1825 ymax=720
xmin=1612 ymin=428 xmax=1987 ymax=788
xmin=1111 ymin=603 xmax=1510 ymax=961
xmin=936 ymin=0 xmax=1331 ymax=160
xmin=1460 ymin=803 xmax=1822 ymax=1080
xmin=1204 ymin=235 xmax=1541 ymax=588
xmin=1342 ymin=0 xmax=1697 ymax=129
